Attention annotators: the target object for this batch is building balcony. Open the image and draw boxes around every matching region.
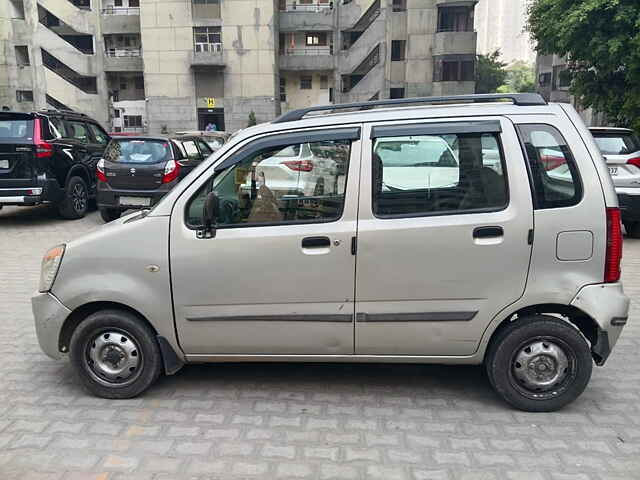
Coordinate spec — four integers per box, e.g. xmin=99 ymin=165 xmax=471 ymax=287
xmin=104 ymin=48 xmax=143 ymax=71
xmin=190 ymin=44 xmax=225 ymax=68
xmin=279 ymin=2 xmax=334 ymax=31
xmin=279 ymin=47 xmax=334 ymax=70
xmin=433 ymin=30 xmax=477 ymax=56
xmin=101 ymin=7 xmax=140 ymax=34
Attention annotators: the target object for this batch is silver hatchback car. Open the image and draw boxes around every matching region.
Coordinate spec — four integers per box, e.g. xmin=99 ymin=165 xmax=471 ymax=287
xmin=32 ymin=94 xmax=629 ymax=411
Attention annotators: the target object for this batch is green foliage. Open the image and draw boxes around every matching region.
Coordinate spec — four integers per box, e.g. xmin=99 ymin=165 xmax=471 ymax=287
xmin=504 ymin=61 xmax=537 ymax=93
xmin=247 ymin=111 xmax=257 ymax=127
xmin=527 ymin=0 xmax=640 ymax=129
xmin=475 ymin=50 xmax=509 ymax=94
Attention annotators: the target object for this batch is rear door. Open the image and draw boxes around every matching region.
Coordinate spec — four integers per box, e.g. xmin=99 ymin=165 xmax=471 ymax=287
xmin=0 ymin=113 xmax=36 ymax=188
xmin=103 ymin=138 xmax=172 ymax=190
xmin=355 ymin=117 xmax=533 ymax=356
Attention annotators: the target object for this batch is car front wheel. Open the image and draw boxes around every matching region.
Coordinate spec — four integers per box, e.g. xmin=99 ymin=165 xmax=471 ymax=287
xmin=485 ymin=315 xmax=592 ymax=412
xmin=70 ymin=309 xmax=163 ymax=399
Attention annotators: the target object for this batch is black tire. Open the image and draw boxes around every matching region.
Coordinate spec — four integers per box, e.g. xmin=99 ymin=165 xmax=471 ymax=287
xmin=624 ymin=221 xmax=640 ymax=238
xmin=100 ymin=208 xmax=122 ymax=223
xmin=69 ymin=309 xmax=162 ymax=399
xmin=58 ymin=176 xmax=89 ymax=219
xmin=485 ymin=315 xmax=592 ymax=412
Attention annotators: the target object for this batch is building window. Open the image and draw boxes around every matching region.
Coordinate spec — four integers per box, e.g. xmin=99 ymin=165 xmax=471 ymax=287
xmin=553 ymin=66 xmax=571 ymax=89
xmin=390 ymin=40 xmax=405 ymax=61
xmin=194 ymin=26 xmax=222 ymax=53
xmin=389 ymin=87 xmax=404 ymax=99
xmin=306 ymin=32 xmax=328 ymax=46
xmin=120 ymin=78 xmax=127 ymax=90
xmin=134 ymin=76 xmax=144 ymax=90
xmin=130 ymin=0 xmax=140 ymax=6
xmin=280 ymin=77 xmax=286 ymax=102
xmin=437 ymin=6 xmax=472 ymax=32
xmin=193 ymin=0 xmax=219 ymax=3
xmin=16 ymin=90 xmax=34 ymax=102
xmin=124 ymin=115 xmax=143 ymax=128
xmin=538 ymin=72 xmax=551 ymax=87
xmin=300 ymin=75 xmax=312 ymax=89
xmin=392 ymin=0 xmax=406 ymax=12
xmin=434 ymin=56 xmax=475 ymax=81
xmin=15 ymin=45 xmax=30 ymax=66
xmin=320 ymin=75 xmax=329 ymax=89
xmin=114 ymin=0 xmax=122 ymax=6
xmin=114 ymin=109 xmax=121 ymax=118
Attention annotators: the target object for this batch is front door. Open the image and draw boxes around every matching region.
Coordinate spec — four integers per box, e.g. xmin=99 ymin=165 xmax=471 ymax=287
xmin=355 ymin=118 xmax=533 ymax=356
xmin=170 ymin=127 xmax=361 ymax=355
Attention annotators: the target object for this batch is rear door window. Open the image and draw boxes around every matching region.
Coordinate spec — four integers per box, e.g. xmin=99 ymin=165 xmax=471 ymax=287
xmin=518 ymin=124 xmax=582 ymax=209
xmin=67 ymin=121 xmax=90 ymax=143
xmin=372 ymin=124 xmax=508 ymax=217
xmin=104 ymin=139 xmax=172 ymax=164
xmin=196 ymin=138 xmax=213 ymax=156
xmin=87 ymin=123 xmax=110 ymax=145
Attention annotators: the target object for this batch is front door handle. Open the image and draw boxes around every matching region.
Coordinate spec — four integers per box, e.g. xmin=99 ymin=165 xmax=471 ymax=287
xmin=473 ymin=226 xmax=504 ymax=238
xmin=301 ymin=236 xmax=330 ymax=248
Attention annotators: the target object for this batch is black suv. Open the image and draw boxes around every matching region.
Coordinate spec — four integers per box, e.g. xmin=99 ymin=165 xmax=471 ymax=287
xmin=0 ymin=109 xmax=110 ymax=219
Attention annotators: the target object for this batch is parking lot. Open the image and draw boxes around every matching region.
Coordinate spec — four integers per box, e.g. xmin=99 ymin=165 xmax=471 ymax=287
xmin=1 ymin=204 xmax=640 ymax=480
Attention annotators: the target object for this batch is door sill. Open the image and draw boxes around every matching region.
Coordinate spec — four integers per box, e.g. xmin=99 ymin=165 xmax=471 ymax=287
xmin=184 ymin=353 xmax=480 ymax=365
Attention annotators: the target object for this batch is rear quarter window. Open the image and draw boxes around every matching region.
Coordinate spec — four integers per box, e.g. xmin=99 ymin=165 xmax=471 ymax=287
xmin=518 ymin=124 xmax=582 ymax=209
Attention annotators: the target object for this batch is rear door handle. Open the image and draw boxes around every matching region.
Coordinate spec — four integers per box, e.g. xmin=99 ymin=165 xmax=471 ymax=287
xmin=473 ymin=226 xmax=504 ymax=238
xmin=302 ymin=236 xmax=330 ymax=248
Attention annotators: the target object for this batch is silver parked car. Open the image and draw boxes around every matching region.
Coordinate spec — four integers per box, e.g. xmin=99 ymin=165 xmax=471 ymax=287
xmin=32 ymin=94 xmax=629 ymax=411
xmin=589 ymin=127 xmax=640 ymax=237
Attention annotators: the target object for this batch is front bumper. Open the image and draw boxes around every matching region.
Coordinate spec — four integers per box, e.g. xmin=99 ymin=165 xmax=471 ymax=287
xmin=571 ymin=282 xmax=629 ymax=365
xmin=31 ymin=292 xmax=72 ymax=360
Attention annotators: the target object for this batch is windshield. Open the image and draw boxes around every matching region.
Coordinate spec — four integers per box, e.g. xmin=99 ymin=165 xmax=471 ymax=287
xmin=104 ymin=139 xmax=172 ymax=164
xmin=593 ymin=133 xmax=640 ymax=155
xmin=0 ymin=119 xmax=33 ymax=140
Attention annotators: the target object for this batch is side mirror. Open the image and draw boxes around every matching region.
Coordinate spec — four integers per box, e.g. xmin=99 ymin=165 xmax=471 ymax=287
xmin=198 ymin=191 xmax=219 ymax=239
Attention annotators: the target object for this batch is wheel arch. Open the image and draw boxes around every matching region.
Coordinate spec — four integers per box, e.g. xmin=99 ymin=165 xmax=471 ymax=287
xmin=64 ymin=164 xmax=92 ymax=188
xmin=59 ymin=301 xmax=184 ymax=375
xmin=484 ymin=303 xmax=603 ymax=363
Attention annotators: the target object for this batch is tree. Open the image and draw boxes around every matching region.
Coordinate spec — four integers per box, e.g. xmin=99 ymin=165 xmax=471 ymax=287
xmin=527 ymin=0 xmax=640 ymax=130
xmin=475 ymin=50 xmax=508 ymax=94
xmin=247 ymin=111 xmax=257 ymax=127
xmin=504 ymin=61 xmax=536 ymax=93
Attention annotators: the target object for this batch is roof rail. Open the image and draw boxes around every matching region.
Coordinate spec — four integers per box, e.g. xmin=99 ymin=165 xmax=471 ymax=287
xmin=39 ymin=108 xmax=86 ymax=116
xmin=273 ymin=93 xmax=547 ymax=124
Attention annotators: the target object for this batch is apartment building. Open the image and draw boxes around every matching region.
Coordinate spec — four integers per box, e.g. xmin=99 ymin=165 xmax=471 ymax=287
xmin=1 ymin=0 xmax=478 ymax=134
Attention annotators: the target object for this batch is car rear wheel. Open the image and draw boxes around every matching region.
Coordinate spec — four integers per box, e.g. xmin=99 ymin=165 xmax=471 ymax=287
xmin=100 ymin=208 xmax=122 ymax=223
xmin=624 ymin=221 xmax=640 ymax=238
xmin=485 ymin=315 xmax=592 ymax=412
xmin=58 ymin=176 xmax=88 ymax=219
xmin=70 ymin=309 xmax=163 ymax=399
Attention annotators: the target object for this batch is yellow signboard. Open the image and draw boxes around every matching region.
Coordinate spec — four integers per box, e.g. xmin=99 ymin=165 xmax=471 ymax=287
xmin=206 ymin=97 xmax=216 ymax=108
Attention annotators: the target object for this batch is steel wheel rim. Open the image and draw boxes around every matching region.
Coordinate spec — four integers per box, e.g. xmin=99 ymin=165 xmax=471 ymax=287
xmin=509 ymin=336 xmax=577 ymax=400
xmin=72 ymin=183 xmax=87 ymax=212
xmin=83 ymin=329 xmax=143 ymax=387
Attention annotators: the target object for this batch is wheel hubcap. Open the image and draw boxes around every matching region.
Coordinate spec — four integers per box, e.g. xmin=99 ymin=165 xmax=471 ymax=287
xmin=513 ymin=340 xmax=569 ymax=393
xmin=72 ymin=183 xmax=87 ymax=212
xmin=87 ymin=331 xmax=141 ymax=384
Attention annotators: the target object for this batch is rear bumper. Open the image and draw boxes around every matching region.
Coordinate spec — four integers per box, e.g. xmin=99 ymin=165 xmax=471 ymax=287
xmin=616 ymin=188 xmax=640 ymax=222
xmin=571 ymin=282 xmax=629 ymax=365
xmin=0 ymin=179 xmax=63 ymax=205
xmin=97 ymin=184 xmax=174 ymax=210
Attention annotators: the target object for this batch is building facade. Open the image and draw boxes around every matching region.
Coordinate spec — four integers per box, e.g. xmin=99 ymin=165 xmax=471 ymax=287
xmin=475 ymin=0 xmax=535 ymax=65
xmin=1 ymin=0 xmax=478 ymax=134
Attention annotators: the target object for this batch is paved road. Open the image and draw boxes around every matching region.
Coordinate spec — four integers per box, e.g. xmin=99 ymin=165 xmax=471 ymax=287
xmin=1 ymin=204 xmax=640 ymax=480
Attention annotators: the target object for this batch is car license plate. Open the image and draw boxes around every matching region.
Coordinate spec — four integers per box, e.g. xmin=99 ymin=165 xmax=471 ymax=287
xmin=119 ymin=196 xmax=151 ymax=207
xmin=0 ymin=160 xmax=9 ymax=169
xmin=609 ymin=167 xmax=618 ymax=176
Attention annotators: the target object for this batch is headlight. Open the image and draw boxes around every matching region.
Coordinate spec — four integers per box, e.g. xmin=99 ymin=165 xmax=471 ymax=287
xmin=39 ymin=244 xmax=65 ymax=293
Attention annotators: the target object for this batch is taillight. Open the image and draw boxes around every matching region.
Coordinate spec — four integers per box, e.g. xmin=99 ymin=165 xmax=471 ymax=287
xmin=33 ymin=118 xmax=53 ymax=158
xmin=282 ymin=160 xmax=314 ymax=172
xmin=96 ymin=158 xmax=107 ymax=182
xmin=161 ymin=160 xmax=180 ymax=184
xmin=626 ymin=157 xmax=640 ymax=168
xmin=605 ymin=207 xmax=622 ymax=283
